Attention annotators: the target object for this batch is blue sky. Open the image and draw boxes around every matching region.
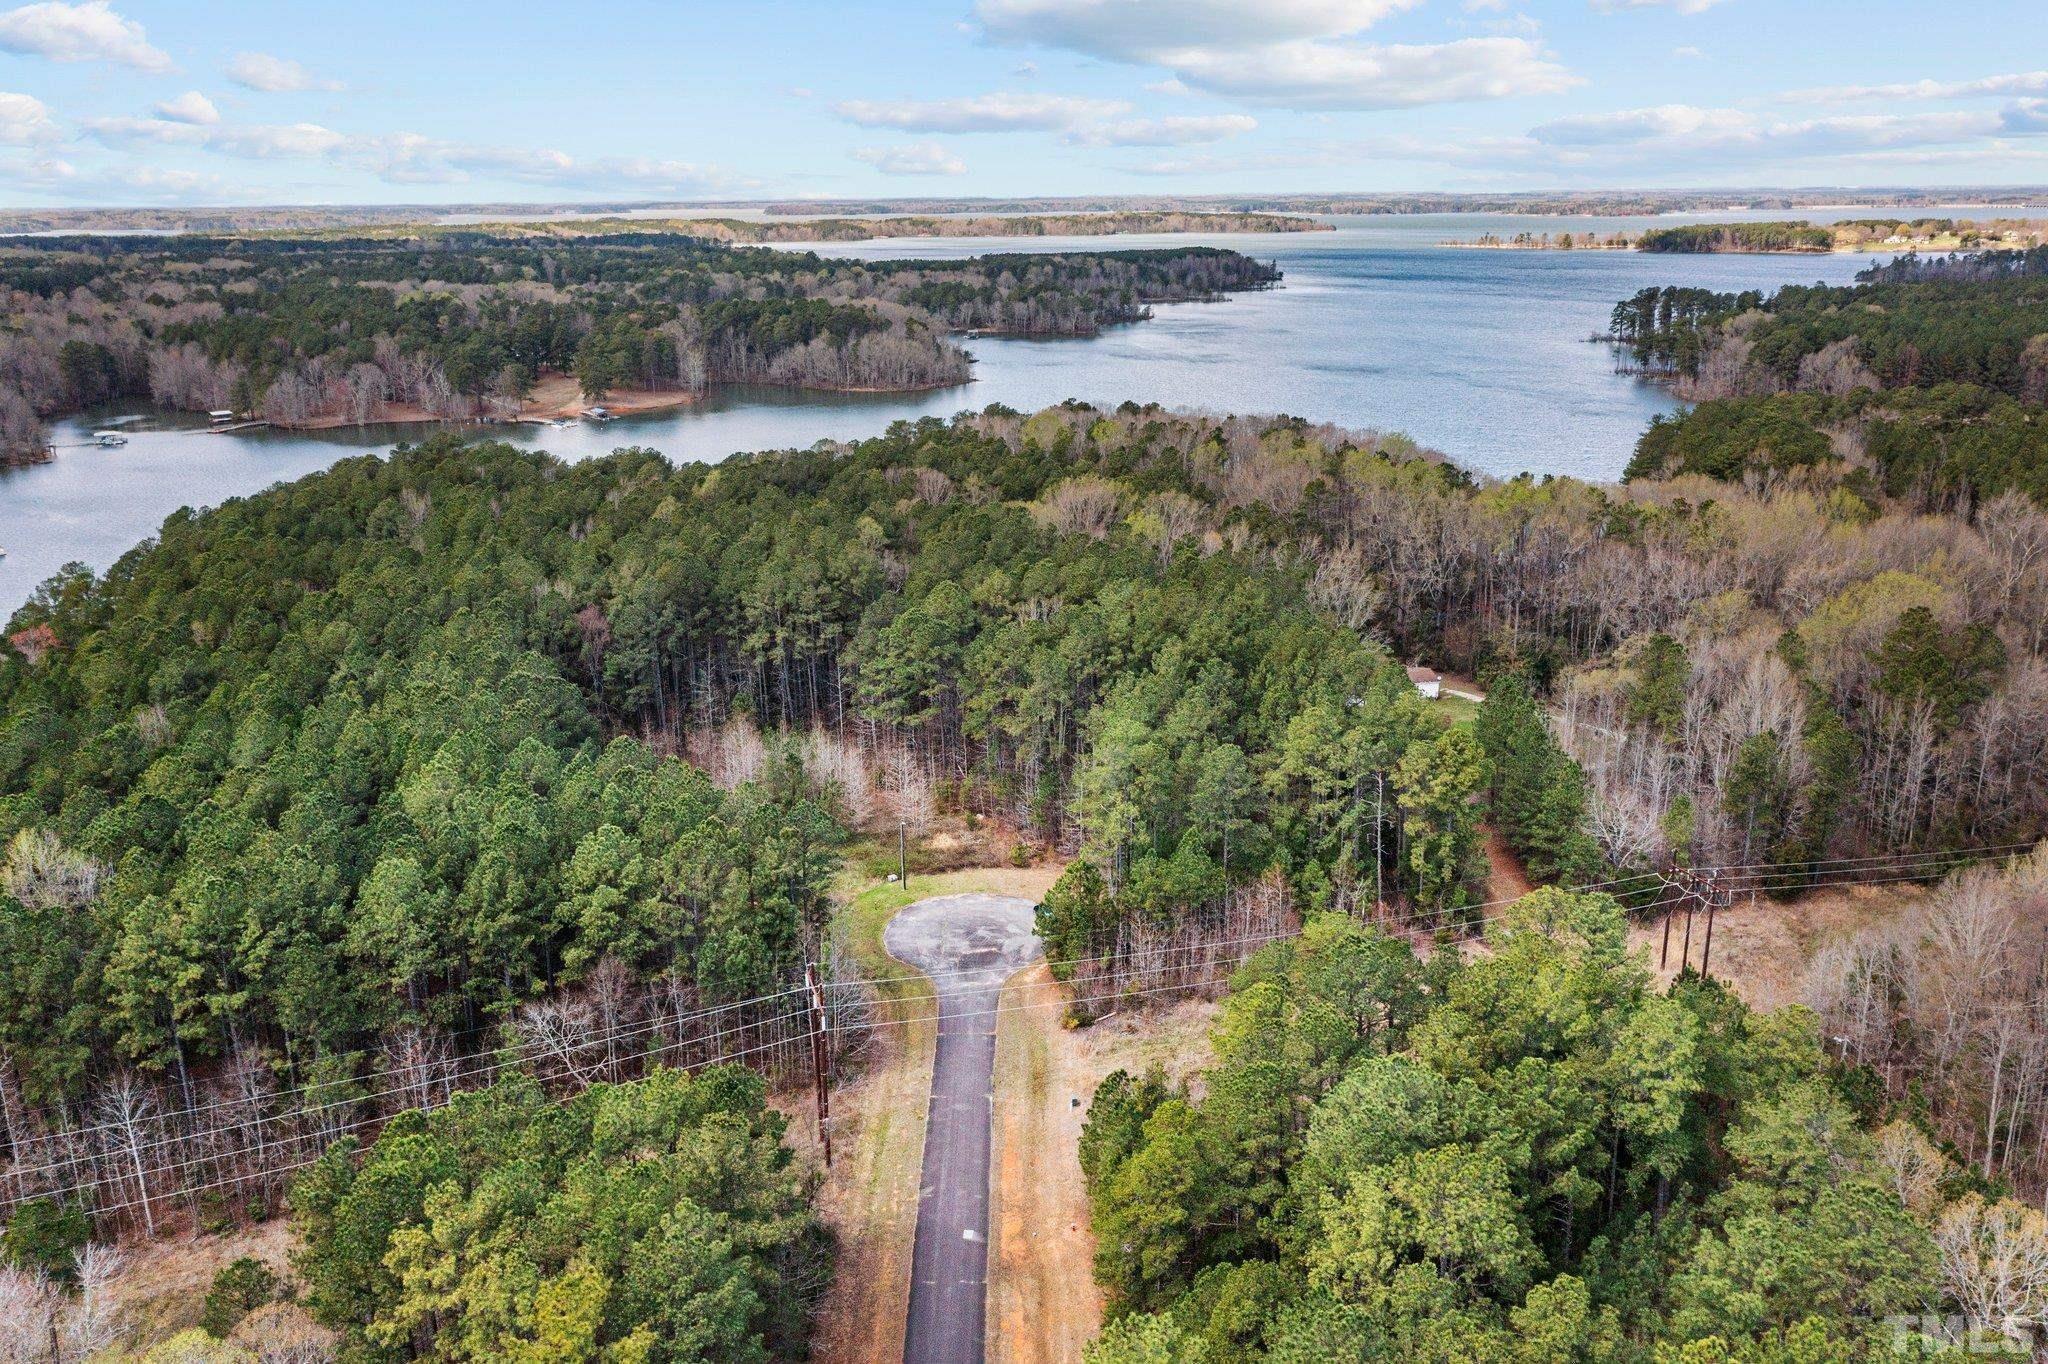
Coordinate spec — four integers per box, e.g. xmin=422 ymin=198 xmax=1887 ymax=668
xmin=0 ymin=0 xmax=2043 ymax=205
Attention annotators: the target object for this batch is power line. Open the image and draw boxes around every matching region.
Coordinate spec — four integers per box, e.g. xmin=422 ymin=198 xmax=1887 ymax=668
xmin=9 ymin=838 xmax=2038 ymax=1221
xmin=4 ymin=996 xmax=814 ymax=1184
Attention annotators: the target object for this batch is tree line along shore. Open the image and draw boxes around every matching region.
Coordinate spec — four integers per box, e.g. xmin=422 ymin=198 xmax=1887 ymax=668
xmin=1445 ymin=216 xmax=2048 ymax=254
xmin=277 ymin=210 xmax=1329 ymax=244
xmin=0 ymin=229 xmax=1280 ymax=466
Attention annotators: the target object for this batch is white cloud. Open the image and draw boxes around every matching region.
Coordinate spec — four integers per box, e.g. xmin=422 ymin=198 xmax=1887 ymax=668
xmin=973 ymin=0 xmax=1569 ymax=110
xmin=0 ymin=0 xmax=167 ymax=69
xmin=82 ymin=113 xmax=203 ymax=145
xmin=836 ymin=92 xmax=1129 ymax=132
xmin=1329 ymin=96 xmax=2048 ymax=183
xmin=1782 ymin=71 xmax=2048 ymax=105
xmin=207 ymin=121 xmax=350 ymax=159
xmin=852 ymin=142 xmax=969 ymax=176
xmin=354 ymin=134 xmax=737 ymax=193
xmin=1145 ymin=77 xmax=1191 ymax=95
xmin=76 ymin=107 xmax=738 ymax=194
xmin=2005 ymin=100 xmax=2048 ymax=136
xmin=0 ymin=90 xmax=61 ymax=144
xmin=1590 ymin=0 xmax=1727 ymax=13
xmin=0 ymin=150 xmax=73 ymax=187
xmin=1672 ymin=45 xmax=1705 ymax=59
xmin=153 ymin=90 xmax=219 ymax=125
xmin=1164 ymin=38 xmax=1578 ymax=109
xmin=977 ymin=0 xmax=1423 ymax=60
xmin=1527 ymin=102 xmax=2032 ymax=164
xmin=1065 ymin=112 xmax=1256 ymax=145
xmin=1124 ymin=152 xmax=1257 ymax=176
xmin=1531 ymin=102 xmax=1734 ymax=144
xmin=836 ymin=88 xmax=1258 ymax=149
xmin=227 ymin=50 xmax=342 ymax=93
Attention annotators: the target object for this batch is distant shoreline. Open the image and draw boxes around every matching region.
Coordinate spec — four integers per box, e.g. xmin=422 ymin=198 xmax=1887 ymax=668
xmin=5 ymin=190 xmax=2045 ymax=237
xmin=1440 ymin=216 xmax=2048 ymax=255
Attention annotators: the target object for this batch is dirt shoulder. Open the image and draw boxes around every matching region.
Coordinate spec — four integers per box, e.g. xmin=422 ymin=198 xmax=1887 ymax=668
xmin=809 ymin=864 xmax=1061 ymax=1364
xmin=987 ymin=964 xmax=1218 ymax=1364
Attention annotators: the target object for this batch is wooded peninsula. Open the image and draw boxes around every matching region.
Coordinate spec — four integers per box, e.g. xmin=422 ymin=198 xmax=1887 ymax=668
xmin=1611 ymin=244 xmax=2048 ymax=505
xmin=0 ymin=230 xmax=1279 ymax=464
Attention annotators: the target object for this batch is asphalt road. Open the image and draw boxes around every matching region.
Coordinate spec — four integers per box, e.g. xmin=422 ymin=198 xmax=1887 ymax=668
xmin=883 ymin=893 xmax=1042 ymax=1364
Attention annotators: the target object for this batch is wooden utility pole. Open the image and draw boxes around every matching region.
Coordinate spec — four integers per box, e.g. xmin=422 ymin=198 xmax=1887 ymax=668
xmin=1659 ymin=867 xmax=1683 ymax=970
xmin=1678 ymin=869 xmax=1697 ymax=976
xmin=898 ymin=819 xmax=908 ymax=892
xmin=1661 ymin=868 xmax=1725 ymax=982
xmin=1374 ymin=771 xmax=1385 ymax=914
xmin=1699 ymin=869 xmax=1726 ymax=982
xmin=805 ymin=965 xmax=832 ymax=1168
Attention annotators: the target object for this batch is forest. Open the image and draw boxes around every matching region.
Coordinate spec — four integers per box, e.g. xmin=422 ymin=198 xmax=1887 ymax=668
xmin=0 ymin=230 xmax=1278 ymax=462
xmin=1608 ymin=246 xmax=2048 ymax=400
xmin=5 ymin=242 xmax=2048 ymax=1355
xmin=6 ymin=389 xmax=2048 ymax=1201
xmin=1610 ymin=246 xmax=2048 ymax=509
xmin=1636 ymin=221 xmax=1836 ymax=253
xmin=1078 ymin=887 xmax=2041 ymax=1362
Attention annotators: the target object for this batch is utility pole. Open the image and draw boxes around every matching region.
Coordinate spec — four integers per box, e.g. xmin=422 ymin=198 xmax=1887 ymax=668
xmin=1661 ymin=868 xmax=1725 ymax=982
xmin=1699 ymin=869 xmax=1725 ymax=983
xmin=1678 ymin=868 xmax=1696 ymax=976
xmin=898 ymin=818 xmax=908 ymax=892
xmin=1660 ymin=867 xmax=1679 ymax=970
xmin=805 ymin=965 xmax=832 ymax=1168
xmin=1374 ymin=771 xmax=1386 ymax=916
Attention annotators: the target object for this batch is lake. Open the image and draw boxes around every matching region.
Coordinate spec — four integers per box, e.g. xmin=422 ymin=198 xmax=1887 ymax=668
xmin=0 ymin=208 xmax=2028 ymax=617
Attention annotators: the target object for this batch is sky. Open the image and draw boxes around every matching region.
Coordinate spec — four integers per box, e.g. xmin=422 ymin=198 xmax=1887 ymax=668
xmin=0 ymin=0 xmax=2043 ymax=206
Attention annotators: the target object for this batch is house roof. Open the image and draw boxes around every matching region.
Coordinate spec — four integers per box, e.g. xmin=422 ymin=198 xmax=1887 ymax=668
xmin=1405 ymin=665 xmax=1441 ymax=682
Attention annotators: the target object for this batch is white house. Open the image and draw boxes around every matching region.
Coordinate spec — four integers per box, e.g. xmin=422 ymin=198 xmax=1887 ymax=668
xmin=1405 ymin=664 xmax=1442 ymax=700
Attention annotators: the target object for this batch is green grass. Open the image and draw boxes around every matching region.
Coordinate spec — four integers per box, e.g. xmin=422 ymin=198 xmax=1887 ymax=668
xmin=832 ymin=865 xmax=1052 ymax=1008
xmin=1432 ymin=692 xmax=1482 ymax=729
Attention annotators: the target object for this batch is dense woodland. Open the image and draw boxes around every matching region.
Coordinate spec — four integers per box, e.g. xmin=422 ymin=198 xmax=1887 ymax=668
xmin=1613 ymin=247 xmax=2048 ymax=509
xmin=289 ymin=1065 xmax=827 ymax=1363
xmin=1636 ymin=221 xmax=1836 ymax=253
xmin=1610 ymin=246 xmax=2048 ymax=403
xmin=1079 ymin=890 xmax=2048 ymax=1362
xmin=2 ymin=394 xmax=2045 ymax=1275
xmin=6 ymin=241 xmax=2048 ymax=1358
xmin=0 ymin=231 xmax=1277 ymax=460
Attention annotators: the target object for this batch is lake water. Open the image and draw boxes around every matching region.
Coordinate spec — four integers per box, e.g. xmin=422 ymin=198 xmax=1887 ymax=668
xmin=3 ymin=207 xmax=2037 ymax=618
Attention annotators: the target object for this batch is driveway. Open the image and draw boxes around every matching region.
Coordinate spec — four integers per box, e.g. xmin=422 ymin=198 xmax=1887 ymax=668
xmin=883 ymin=893 xmax=1042 ymax=1364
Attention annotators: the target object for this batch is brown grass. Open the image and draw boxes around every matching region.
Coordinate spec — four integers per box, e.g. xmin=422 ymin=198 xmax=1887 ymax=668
xmin=102 ymin=1218 xmax=293 ymax=1345
xmin=1629 ymin=880 xmax=1931 ymax=1009
xmin=987 ymin=964 xmax=1217 ymax=1364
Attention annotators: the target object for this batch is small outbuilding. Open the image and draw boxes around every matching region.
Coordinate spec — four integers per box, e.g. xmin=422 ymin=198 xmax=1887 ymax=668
xmin=1405 ymin=664 xmax=1442 ymax=700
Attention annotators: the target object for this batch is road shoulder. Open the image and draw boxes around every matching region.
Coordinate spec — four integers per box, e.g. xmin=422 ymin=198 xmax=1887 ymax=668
xmin=987 ymin=964 xmax=1218 ymax=1364
xmin=811 ymin=866 xmax=1059 ymax=1364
